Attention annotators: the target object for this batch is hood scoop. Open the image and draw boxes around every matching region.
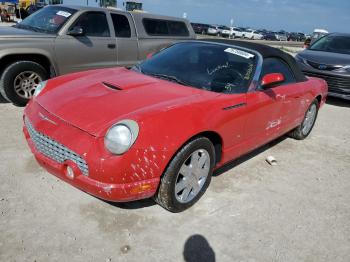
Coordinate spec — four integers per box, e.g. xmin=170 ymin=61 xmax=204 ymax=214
xmin=102 ymin=82 xmax=122 ymax=91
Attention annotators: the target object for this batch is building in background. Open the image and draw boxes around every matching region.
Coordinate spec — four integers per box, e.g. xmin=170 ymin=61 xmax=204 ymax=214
xmin=125 ymin=1 xmax=142 ymax=11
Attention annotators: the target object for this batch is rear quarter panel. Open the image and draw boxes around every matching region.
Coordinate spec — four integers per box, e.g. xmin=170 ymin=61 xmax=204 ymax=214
xmin=303 ymin=76 xmax=328 ymax=107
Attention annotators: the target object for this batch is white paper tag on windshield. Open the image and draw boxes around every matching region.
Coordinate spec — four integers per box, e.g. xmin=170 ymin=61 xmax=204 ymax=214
xmin=56 ymin=11 xmax=72 ymax=18
xmin=224 ymin=48 xmax=255 ymax=59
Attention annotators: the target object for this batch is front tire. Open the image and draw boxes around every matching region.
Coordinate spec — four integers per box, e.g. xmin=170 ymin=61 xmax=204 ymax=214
xmin=154 ymin=137 xmax=215 ymax=212
xmin=0 ymin=61 xmax=48 ymax=107
xmin=289 ymin=99 xmax=319 ymax=140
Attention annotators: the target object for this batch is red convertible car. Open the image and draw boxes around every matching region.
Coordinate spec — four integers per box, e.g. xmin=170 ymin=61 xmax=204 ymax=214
xmin=23 ymin=40 xmax=328 ymax=212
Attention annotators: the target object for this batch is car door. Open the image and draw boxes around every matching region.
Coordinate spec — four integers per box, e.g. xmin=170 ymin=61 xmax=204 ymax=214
xmin=110 ymin=12 xmax=138 ymax=67
xmin=55 ymin=11 xmax=117 ymax=75
xmin=260 ymin=58 xmax=305 ymax=133
xmin=242 ymin=58 xmax=303 ymax=151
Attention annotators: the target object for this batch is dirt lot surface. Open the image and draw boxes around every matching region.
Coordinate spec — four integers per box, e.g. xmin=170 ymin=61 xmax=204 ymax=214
xmin=0 ymin=97 xmax=349 ymax=262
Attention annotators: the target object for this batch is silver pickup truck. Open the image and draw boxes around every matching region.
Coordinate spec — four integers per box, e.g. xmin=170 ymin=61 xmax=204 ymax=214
xmin=0 ymin=5 xmax=195 ymax=106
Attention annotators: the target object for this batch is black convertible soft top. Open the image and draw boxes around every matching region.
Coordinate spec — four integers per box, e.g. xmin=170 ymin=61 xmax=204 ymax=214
xmin=201 ymin=39 xmax=307 ymax=82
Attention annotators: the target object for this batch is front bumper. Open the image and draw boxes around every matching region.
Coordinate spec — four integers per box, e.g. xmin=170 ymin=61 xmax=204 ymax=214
xmin=300 ymin=64 xmax=350 ymax=100
xmin=23 ymin=101 xmax=161 ymax=202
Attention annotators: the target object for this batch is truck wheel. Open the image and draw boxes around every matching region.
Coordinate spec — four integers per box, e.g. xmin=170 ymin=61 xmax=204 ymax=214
xmin=0 ymin=61 xmax=48 ymax=107
xmin=154 ymin=137 xmax=215 ymax=212
xmin=289 ymin=100 xmax=319 ymax=140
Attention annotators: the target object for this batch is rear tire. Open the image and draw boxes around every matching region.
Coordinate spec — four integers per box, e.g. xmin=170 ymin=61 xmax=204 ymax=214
xmin=289 ymin=99 xmax=319 ymax=140
xmin=0 ymin=61 xmax=48 ymax=107
xmin=154 ymin=137 xmax=215 ymax=212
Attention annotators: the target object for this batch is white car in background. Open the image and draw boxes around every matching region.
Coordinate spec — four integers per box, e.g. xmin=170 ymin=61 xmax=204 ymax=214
xmin=243 ymin=29 xmax=264 ymax=40
xmin=229 ymin=27 xmax=244 ymax=38
xmin=207 ymin=25 xmax=220 ymax=36
xmin=219 ymin=26 xmax=231 ymax=37
xmin=275 ymin=32 xmax=288 ymax=41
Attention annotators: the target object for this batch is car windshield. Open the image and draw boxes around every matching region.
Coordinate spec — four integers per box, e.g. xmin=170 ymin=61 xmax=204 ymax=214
xmin=310 ymin=35 xmax=350 ymax=55
xmin=14 ymin=6 xmax=76 ymax=34
xmin=134 ymin=42 xmax=257 ymax=94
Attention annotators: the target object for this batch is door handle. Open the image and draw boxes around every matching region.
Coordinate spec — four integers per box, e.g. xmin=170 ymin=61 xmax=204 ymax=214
xmin=107 ymin=44 xmax=116 ymax=49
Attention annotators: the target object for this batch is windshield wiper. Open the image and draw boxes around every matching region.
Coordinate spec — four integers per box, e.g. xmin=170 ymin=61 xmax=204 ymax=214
xmin=15 ymin=24 xmax=45 ymax=33
xmin=131 ymin=64 xmax=143 ymax=73
xmin=146 ymin=73 xmax=192 ymax=87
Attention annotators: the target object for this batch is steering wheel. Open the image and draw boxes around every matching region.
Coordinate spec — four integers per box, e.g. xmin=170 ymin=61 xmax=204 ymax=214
xmin=210 ymin=66 xmax=245 ymax=93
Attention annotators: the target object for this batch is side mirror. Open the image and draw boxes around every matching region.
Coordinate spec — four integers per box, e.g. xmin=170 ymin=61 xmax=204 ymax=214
xmin=67 ymin=26 xmax=84 ymax=36
xmin=261 ymin=73 xmax=285 ymax=88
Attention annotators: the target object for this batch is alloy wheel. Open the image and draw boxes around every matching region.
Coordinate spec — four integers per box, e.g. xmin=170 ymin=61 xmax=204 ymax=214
xmin=174 ymin=149 xmax=210 ymax=204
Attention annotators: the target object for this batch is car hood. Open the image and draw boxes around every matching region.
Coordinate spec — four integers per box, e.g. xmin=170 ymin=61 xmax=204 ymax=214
xmin=298 ymin=49 xmax=350 ymax=66
xmin=36 ymin=67 xmax=215 ymax=137
xmin=0 ymin=26 xmax=54 ymax=38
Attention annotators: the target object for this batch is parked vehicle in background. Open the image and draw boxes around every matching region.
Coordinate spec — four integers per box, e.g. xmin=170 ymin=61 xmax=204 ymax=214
xmin=207 ymin=25 xmax=220 ymax=36
xmin=229 ymin=27 xmax=244 ymax=38
xmin=304 ymin=29 xmax=329 ymax=48
xmin=240 ymin=28 xmax=251 ymax=38
xmin=275 ymin=31 xmax=288 ymax=41
xmin=23 ymin=39 xmax=327 ymax=212
xmin=0 ymin=5 xmax=195 ymax=106
xmin=296 ymin=33 xmax=350 ymax=100
xmin=263 ymin=32 xmax=277 ymax=41
xmin=288 ymin=33 xmax=298 ymax=41
xmin=243 ymin=29 xmax=263 ymax=40
xmin=191 ymin=23 xmax=210 ymax=34
xmin=288 ymin=32 xmax=306 ymax=42
xmin=218 ymin=26 xmax=231 ymax=37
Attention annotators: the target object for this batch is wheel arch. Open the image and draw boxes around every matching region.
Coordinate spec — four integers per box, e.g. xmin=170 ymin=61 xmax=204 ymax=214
xmin=315 ymin=95 xmax=322 ymax=106
xmin=0 ymin=53 xmax=56 ymax=77
xmin=164 ymin=130 xmax=223 ymax=171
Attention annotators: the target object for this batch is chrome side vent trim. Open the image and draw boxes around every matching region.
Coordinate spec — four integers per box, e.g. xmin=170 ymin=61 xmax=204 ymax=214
xmin=102 ymin=82 xmax=122 ymax=90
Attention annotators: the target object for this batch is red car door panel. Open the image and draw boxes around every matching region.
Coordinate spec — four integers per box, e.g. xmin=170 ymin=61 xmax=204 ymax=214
xmin=241 ymin=90 xmax=283 ymax=154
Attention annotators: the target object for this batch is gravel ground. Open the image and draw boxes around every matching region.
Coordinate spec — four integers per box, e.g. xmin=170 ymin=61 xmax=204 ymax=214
xmin=0 ymin=97 xmax=349 ymax=262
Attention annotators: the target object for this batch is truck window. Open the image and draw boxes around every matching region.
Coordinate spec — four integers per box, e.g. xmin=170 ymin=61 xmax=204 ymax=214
xmin=168 ymin=21 xmax=189 ymax=36
xmin=72 ymin=12 xmax=110 ymax=37
xmin=111 ymin=13 xmax=131 ymax=38
xmin=143 ymin=18 xmax=189 ymax=36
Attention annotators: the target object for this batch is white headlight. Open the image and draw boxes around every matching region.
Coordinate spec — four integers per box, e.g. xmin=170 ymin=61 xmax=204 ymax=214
xmin=104 ymin=120 xmax=139 ymax=155
xmin=34 ymin=81 xmax=47 ymax=97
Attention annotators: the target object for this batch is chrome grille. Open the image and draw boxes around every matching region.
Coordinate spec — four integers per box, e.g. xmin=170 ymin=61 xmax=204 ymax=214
xmin=25 ymin=118 xmax=89 ymax=176
xmin=304 ymin=71 xmax=350 ymax=94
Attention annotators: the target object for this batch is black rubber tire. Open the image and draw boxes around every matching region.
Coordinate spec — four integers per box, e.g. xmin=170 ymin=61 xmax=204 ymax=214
xmin=289 ymin=99 xmax=319 ymax=140
xmin=0 ymin=69 xmax=8 ymax=103
xmin=154 ymin=137 xmax=215 ymax=213
xmin=0 ymin=61 xmax=48 ymax=107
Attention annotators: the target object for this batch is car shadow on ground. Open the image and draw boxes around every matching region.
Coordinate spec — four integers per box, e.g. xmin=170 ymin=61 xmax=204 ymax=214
xmin=103 ymin=198 xmax=156 ymax=210
xmin=326 ymin=97 xmax=350 ymax=108
xmin=213 ymin=135 xmax=288 ymax=177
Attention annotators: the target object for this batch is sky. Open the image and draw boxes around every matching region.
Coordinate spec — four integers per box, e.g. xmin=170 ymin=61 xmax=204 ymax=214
xmin=141 ymin=0 xmax=350 ymax=33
